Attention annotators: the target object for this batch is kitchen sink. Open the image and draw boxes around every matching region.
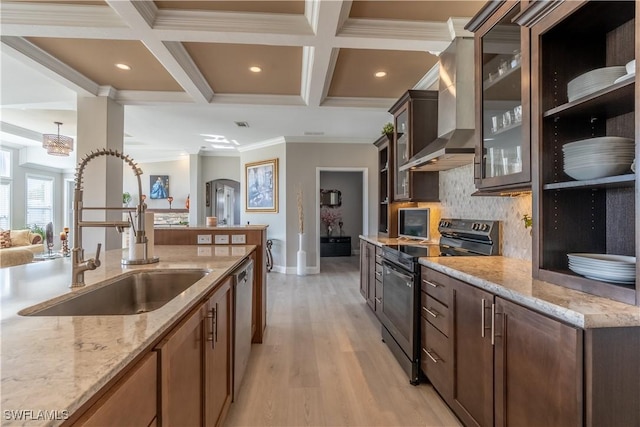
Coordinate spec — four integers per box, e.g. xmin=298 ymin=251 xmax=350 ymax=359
xmin=20 ymin=269 xmax=210 ymax=316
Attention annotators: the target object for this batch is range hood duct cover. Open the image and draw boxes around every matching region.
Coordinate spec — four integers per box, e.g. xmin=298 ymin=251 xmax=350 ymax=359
xmin=401 ymin=37 xmax=476 ymax=172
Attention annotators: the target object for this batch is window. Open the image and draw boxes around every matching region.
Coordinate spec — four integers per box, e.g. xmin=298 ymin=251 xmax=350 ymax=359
xmin=26 ymin=175 xmax=54 ymax=228
xmin=0 ymin=149 xmax=11 ymax=229
xmin=0 ymin=181 xmax=9 ymax=229
xmin=0 ymin=150 xmax=10 ymax=178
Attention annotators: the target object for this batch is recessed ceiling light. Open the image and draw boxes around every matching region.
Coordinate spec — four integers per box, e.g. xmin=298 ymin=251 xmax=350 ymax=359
xmin=115 ymin=63 xmax=131 ymax=71
xmin=249 ymin=66 xmax=262 ymax=73
xmin=375 ymin=71 xmax=387 ymax=78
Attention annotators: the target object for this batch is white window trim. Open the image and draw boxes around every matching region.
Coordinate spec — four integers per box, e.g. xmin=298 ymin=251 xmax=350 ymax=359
xmin=25 ymin=173 xmax=55 ymax=228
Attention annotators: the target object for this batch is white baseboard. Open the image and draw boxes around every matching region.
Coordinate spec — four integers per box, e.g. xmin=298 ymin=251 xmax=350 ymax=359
xmin=269 ymin=265 xmax=287 ymax=274
xmin=284 ymin=265 xmax=320 ymax=275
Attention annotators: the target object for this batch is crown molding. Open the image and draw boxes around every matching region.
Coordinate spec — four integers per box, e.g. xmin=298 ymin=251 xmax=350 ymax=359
xmin=1 ymin=36 xmax=99 ymax=96
xmin=339 ymin=18 xmax=451 ymax=42
xmin=153 ymin=10 xmax=313 ymax=36
xmin=285 ymin=136 xmax=374 ymax=144
xmin=413 ymin=63 xmax=440 ymax=91
xmin=237 ymin=137 xmax=286 ymax=152
xmin=1 ymin=121 xmax=42 ymax=142
xmin=125 ymin=0 xmax=158 ymax=28
xmin=97 ymin=85 xmax=118 ymax=99
xmin=210 ymin=94 xmax=306 ymax=107
xmin=114 ymin=90 xmax=194 ymax=105
xmin=0 ymin=2 xmax=125 ymax=29
xmin=447 ymin=17 xmax=474 ymax=39
xmin=321 ymin=96 xmax=395 ymax=109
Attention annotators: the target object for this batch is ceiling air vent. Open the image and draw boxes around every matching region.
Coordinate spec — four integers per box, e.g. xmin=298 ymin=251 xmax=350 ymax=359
xmin=235 ymin=121 xmax=250 ymax=128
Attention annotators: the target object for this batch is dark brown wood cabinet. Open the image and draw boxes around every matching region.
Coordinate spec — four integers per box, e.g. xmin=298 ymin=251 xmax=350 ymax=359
xmin=359 ymin=239 xmax=382 ymax=314
xmin=390 ymin=90 xmax=440 ymax=202
xmin=515 ymin=0 xmax=638 ymax=305
xmin=423 ymin=267 xmax=583 ymax=427
xmin=467 ymin=0 xmax=532 ymax=193
xmin=374 ymin=135 xmax=398 ymax=236
xmin=494 ymin=297 xmax=582 ymax=427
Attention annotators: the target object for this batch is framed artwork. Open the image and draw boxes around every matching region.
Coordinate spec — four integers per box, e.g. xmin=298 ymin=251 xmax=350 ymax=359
xmin=150 ymin=175 xmax=169 ymax=199
xmin=245 ymin=158 xmax=278 ymax=212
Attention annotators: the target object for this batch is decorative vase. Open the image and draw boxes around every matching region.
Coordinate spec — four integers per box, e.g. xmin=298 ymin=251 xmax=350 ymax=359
xmin=327 ymin=225 xmax=333 ymax=237
xmin=296 ymin=233 xmax=307 ymax=276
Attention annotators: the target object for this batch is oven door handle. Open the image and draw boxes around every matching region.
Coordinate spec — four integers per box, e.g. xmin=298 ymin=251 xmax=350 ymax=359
xmin=383 ymin=262 xmax=414 ymax=286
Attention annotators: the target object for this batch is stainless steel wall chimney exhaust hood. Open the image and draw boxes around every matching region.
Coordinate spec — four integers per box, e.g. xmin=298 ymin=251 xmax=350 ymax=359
xmin=400 ymin=38 xmax=476 ymax=172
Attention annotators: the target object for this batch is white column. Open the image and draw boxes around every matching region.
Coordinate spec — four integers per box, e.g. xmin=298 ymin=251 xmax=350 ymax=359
xmin=76 ymin=95 xmax=124 ymax=252
xmin=189 ymin=154 xmax=201 ymax=226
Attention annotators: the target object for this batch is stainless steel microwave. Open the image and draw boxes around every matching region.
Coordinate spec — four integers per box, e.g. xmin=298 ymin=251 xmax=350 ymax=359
xmin=398 ymin=208 xmax=430 ymax=240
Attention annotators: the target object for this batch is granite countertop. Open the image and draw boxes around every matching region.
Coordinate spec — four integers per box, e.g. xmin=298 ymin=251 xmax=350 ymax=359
xmin=420 ymin=256 xmax=640 ymax=329
xmin=158 ymin=225 xmax=268 ymax=231
xmin=0 ymin=245 xmax=255 ymax=426
xmin=359 ymin=235 xmax=439 ymax=247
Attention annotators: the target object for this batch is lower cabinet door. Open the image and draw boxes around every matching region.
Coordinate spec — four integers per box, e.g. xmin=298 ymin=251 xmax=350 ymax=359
xmin=494 ymin=297 xmax=583 ymax=427
xmin=205 ymin=278 xmax=233 ymax=427
xmin=155 ymin=305 xmax=205 ymax=427
xmin=452 ymin=281 xmax=494 ymax=427
xmin=74 ymin=352 xmax=157 ymax=426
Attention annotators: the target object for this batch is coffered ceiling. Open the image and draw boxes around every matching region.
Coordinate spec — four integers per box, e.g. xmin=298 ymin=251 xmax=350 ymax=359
xmin=0 ymin=0 xmax=484 ymax=167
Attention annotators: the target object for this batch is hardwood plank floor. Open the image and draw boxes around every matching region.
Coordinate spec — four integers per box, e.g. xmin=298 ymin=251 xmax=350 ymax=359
xmin=224 ymin=256 xmax=461 ymax=427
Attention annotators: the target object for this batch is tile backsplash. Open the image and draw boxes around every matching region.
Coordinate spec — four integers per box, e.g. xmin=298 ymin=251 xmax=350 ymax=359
xmin=433 ymin=164 xmax=532 ymax=261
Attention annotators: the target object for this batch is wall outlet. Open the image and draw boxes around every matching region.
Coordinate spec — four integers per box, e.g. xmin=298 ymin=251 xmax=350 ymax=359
xmin=214 ymin=234 xmax=229 ymax=244
xmin=197 ymin=234 xmax=212 ymax=244
xmin=231 ymin=234 xmax=246 ymax=244
xmin=197 ymin=247 xmax=212 ymax=256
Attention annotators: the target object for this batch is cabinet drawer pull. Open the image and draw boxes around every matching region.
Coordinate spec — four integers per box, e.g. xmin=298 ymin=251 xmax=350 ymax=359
xmin=375 ymin=271 xmax=382 ymax=277
xmin=375 ymin=255 xmax=382 ymax=262
xmin=423 ymin=307 xmax=439 ymax=318
xmin=206 ymin=307 xmax=215 ymax=349
xmin=422 ymin=348 xmax=440 ymax=364
xmin=375 ymin=297 xmax=382 ymax=303
xmin=423 ymin=279 xmax=439 ymax=288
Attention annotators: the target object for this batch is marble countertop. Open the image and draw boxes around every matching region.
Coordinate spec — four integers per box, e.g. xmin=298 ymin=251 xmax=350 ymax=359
xmin=0 ymin=245 xmax=255 ymax=426
xmin=420 ymin=257 xmax=640 ymax=329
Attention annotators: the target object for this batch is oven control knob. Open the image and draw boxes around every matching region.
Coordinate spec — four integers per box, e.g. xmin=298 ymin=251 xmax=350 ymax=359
xmin=440 ymin=220 xmax=450 ymax=228
xmin=472 ymin=223 xmax=479 ymax=230
xmin=482 ymin=224 xmax=490 ymax=231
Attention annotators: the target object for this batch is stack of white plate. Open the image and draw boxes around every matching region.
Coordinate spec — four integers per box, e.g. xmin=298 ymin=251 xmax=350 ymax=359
xmin=563 ymin=136 xmax=635 ymax=180
xmin=614 ymin=59 xmax=636 ymax=84
xmin=567 ymin=66 xmax=626 ymax=102
xmin=568 ymin=253 xmax=636 ymax=284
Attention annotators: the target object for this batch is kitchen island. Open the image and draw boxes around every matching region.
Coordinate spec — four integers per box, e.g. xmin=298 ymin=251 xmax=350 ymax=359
xmin=0 ymin=244 xmax=256 ymax=426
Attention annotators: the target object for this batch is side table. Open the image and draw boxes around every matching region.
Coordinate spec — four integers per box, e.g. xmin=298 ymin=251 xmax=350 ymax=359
xmin=320 ymin=236 xmax=351 ymax=257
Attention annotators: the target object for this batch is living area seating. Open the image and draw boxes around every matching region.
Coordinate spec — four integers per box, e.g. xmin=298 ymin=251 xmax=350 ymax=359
xmin=0 ymin=229 xmax=44 ymax=268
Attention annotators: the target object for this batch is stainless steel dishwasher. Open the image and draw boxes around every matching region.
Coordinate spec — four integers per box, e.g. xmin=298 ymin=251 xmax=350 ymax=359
xmin=232 ymin=258 xmax=254 ymax=401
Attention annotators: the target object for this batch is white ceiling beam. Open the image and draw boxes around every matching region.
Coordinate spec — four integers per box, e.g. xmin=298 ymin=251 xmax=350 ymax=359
xmin=1 ymin=36 xmax=99 ymax=97
xmin=105 ymin=0 xmax=213 ymax=104
xmin=301 ymin=0 xmax=348 ymax=107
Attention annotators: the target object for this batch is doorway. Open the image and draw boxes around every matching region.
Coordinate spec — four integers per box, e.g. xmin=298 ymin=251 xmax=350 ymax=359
xmin=316 ymin=167 xmax=368 ymax=271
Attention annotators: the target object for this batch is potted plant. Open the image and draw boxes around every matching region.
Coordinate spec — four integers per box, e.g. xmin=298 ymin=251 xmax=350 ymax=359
xmin=381 ymin=122 xmax=394 ymax=140
xmin=122 ymin=192 xmax=132 ymax=206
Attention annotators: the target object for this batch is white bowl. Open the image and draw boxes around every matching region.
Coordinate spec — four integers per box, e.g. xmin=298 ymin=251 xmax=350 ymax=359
xmin=562 ymin=136 xmax=634 ymax=151
xmin=626 ymin=59 xmax=636 ymax=75
xmin=564 ymin=162 xmax=632 ymax=180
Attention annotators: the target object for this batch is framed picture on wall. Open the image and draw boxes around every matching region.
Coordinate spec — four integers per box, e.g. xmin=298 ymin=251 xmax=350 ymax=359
xmin=150 ymin=175 xmax=169 ymax=199
xmin=245 ymin=158 xmax=278 ymax=212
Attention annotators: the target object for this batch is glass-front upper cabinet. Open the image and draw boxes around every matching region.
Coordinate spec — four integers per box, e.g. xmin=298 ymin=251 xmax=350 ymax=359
xmin=394 ymin=107 xmax=409 ymax=199
xmin=468 ymin=1 xmax=531 ymax=192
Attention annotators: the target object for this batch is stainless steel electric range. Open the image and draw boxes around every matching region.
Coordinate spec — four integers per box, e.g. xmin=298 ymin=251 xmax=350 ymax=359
xmin=379 ymin=218 xmax=500 ymax=384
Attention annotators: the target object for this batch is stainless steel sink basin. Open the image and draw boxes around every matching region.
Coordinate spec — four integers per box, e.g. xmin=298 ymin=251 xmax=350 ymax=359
xmin=20 ymin=269 xmax=210 ymax=316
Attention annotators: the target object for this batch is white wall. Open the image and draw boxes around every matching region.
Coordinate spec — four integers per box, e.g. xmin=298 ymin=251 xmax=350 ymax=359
xmin=286 ymin=142 xmax=377 ymax=269
xmin=320 ymin=171 xmax=363 ymax=252
xmin=123 ymin=158 xmax=190 ymax=210
xmin=239 ymin=143 xmax=287 ymax=270
xmin=201 ymin=156 xmax=241 ymax=182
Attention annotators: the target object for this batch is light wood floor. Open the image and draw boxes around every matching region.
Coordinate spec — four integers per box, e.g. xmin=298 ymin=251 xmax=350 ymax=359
xmin=224 ymin=256 xmax=462 ymax=427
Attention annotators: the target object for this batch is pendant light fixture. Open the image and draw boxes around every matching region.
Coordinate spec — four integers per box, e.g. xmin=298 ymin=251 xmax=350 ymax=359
xmin=42 ymin=121 xmax=74 ymax=156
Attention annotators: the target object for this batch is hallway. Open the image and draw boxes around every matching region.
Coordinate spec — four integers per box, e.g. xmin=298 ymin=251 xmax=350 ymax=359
xmin=224 ymin=257 xmax=461 ymax=426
